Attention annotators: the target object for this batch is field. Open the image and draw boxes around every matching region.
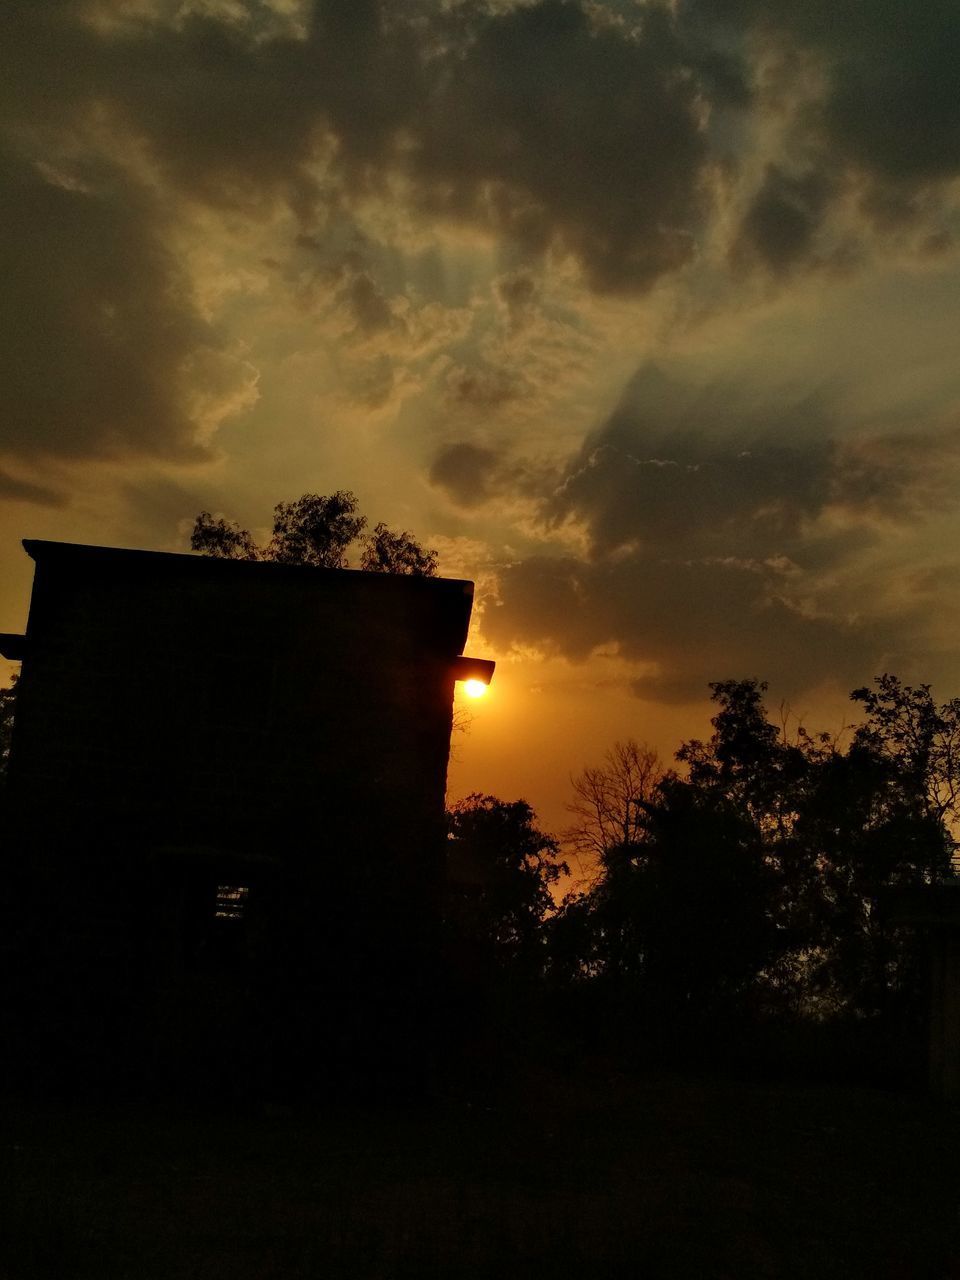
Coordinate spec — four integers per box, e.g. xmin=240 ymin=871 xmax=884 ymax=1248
xmin=2 ymin=1071 xmax=958 ymax=1279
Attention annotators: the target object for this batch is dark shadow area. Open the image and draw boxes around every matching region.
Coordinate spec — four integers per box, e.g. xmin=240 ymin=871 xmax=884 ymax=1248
xmin=0 ymin=540 xmax=475 ymax=1103
xmin=0 ymin=1075 xmax=956 ymax=1279
xmin=1 ymin=542 xmax=959 ymax=1275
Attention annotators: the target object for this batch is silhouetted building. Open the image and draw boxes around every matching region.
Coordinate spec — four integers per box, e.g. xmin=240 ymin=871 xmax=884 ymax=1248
xmin=0 ymin=540 xmax=493 ymax=1095
xmin=886 ymin=884 xmax=960 ymax=1100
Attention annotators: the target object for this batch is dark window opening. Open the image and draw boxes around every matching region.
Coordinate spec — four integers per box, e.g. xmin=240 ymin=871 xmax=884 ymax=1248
xmin=215 ymin=884 xmax=249 ymax=920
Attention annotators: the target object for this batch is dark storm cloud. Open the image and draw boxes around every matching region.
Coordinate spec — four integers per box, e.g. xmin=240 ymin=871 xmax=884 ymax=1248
xmin=693 ymin=0 xmax=960 ymax=266
xmin=494 ymin=270 xmax=539 ymax=331
xmin=1 ymin=0 xmax=748 ymax=458
xmin=552 ymin=438 xmax=836 ymax=561
xmin=483 ymin=365 xmax=959 ymax=701
xmin=429 ymin=438 xmax=557 ymax=507
xmin=4 ymin=0 xmax=958 ymax=461
xmin=732 ymin=165 xmax=838 ymax=275
xmin=430 ymin=442 xmax=501 ymax=508
xmin=736 ymin=0 xmax=960 ymax=186
xmin=484 ymin=550 xmax=878 ymax=703
xmin=445 ymin=365 xmax=522 ymax=410
xmin=696 ymin=0 xmax=960 ymax=180
xmin=0 ymin=469 xmax=65 ymax=508
xmin=103 ymin=0 xmax=741 ymax=291
xmin=547 ymin=365 xmax=834 ymax=559
xmin=549 ymin=366 xmax=960 ymax=552
xmin=0 ymin=148 xmax=215 ymax=461
xmin=427 ymin=432 xmax=563 ymax=506
xmin=551 ymin=420 xmax=960 ymax=566
xmin=4 ymin=0 xmax=739 ymax=271
xmin=326 ymin=254 xmax=397 ymax=336
xmin=401 ymin=1 xmax=741 ymax=293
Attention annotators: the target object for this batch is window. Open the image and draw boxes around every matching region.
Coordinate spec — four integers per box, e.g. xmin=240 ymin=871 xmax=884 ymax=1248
xmin=215 ymin=884 xmax=249 ymax=920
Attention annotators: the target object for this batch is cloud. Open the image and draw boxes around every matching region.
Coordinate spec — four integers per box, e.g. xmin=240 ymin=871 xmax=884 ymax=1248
xmin=0 ymin=146 xmax=256 ymax=461
xmin=5 ymin=0 xmax=743 ymax=280
xmin=334 ymin=262 xmax=396 ymax=338
xmin=2 ymin=0 xmax=958 ymax=470
xmin=484 ymin=549 xmax=880 ymax=703
xmin=0 ymin=469 xmax=65 ymax=508
xmin=481 ymin=364 xmax=960 ymax=701
xmin=430 ymin=436 xmax=564 ymax=514
xmin=697 ymin=0 xmax=960 ymax=270
xmin=752 ymin=0 xmax=960 ymax=188
xmin=493 ymin=269 xmax=539 ymax=331
xmin=731 ymin=164 xmax=838 ymax=275
xmin=444 ymin=364 xmax=522 ymax=410
xmin=401 ymin=1 xmax=739 ymax=293
xmin=430 ymin=442 xmax=501 ymax=508
xmin=548 ymin=365 xmax=960 ymax=549
xmin=551 ymin=415 xmax=960 ymax=567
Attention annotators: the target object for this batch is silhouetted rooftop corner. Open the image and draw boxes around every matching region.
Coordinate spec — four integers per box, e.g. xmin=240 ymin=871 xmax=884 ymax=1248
xmin=0 ymin=633 xmax=25 ymax=660
xmin=22 ymin=537 xmax=473 ymax=591
xmin=20 ymin=538 xmax=478 ymax=656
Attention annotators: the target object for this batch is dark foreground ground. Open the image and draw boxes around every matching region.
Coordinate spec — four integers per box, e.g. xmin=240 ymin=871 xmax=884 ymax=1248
xmin=1 ymin=1070 xmax=958 ymax=1280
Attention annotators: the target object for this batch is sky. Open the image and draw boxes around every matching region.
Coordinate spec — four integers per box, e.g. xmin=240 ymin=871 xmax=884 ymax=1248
xmin=3 ymin=0 xmax=960 ymax=833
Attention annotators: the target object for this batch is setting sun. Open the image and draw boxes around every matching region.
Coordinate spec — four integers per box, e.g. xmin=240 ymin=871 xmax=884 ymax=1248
xmin=463 ymin=679 xmax=488 ymax=699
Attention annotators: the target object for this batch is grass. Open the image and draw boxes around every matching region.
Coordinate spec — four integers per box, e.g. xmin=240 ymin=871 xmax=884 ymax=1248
xmin=1 ymin=1069 xmax=958 ymax=1279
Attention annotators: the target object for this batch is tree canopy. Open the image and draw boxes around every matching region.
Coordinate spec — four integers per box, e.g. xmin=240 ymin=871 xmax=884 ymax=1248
xmin=190 ymin=491 xmax=438 ymax=575
xmin=564 ymin=739 xmax=664 ymax=870
xmin=552 ymin=677 xmax=958 ymax=1026
xmin=445 ymin=793 xmax=567 ymax=971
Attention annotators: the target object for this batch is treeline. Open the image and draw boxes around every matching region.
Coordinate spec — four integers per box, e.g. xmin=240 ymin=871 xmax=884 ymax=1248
xmin=446 ymin=677 xmax=960 ymax=1082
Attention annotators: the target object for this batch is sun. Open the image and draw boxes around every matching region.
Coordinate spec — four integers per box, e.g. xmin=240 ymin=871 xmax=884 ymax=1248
xmin=463 ymin=679 xmax=488 ymax=699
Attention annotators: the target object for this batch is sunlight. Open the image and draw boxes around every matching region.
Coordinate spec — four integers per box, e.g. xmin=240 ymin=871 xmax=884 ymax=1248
xmin=463 ymin=678 xmax=488 ymax=699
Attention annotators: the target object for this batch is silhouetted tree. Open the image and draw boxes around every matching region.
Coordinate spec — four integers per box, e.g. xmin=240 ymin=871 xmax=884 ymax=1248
xmin=564 ymin=739 xmax=664 ymax=871
xmin=850 ymin=674 xmax=960 ymax=831
xmin=623 ymin=775 xmax=777 ymax=1015
xmin=360 ymin=523 xmax=439 ymax=576
xmin=446 ymin=794 xmax=566 ymax=970
xmin=190 ymin=511 xmax=260 ymax=561
xmin=0 ymin=673 xmax=16 ymax=784
xmin=554 ymin=777 xmax=775 ymax=1021
xmin=676 ymin=679 xmax=799 ymax=832
xmin=190 ymin=491 xmax=438 ymax=575
xmin=267 ymin=492 xmax=367 ymax=568
xmin=673 ymin=680 xmax=818 ymax=1005
xmin=784 ymin=677 xmax=958 ymax=1018
xmin=670 ymin=679 xmax=954 ymax=1017
xmin=554 ymin=677 xmax=958 ymax=1041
